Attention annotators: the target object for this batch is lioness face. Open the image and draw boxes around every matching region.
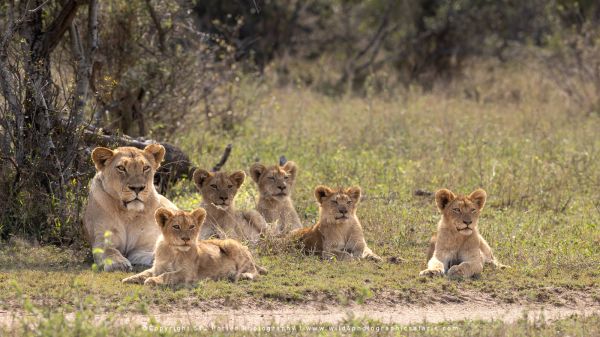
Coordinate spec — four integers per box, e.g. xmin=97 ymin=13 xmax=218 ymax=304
xmin=155 ymin=208 xmax=206 ymax=252
xmin=91 ymin=144 xmax=165 ymax=212
xmin=435 ymin=189 xmax=487 ymax=236
xmin=314 ymin=185 xmax=361 ymax=223
xmin=250 ymin=161 xmax=297 ymax=199
xmin=193 ymin=169 xmax=245 ymax=209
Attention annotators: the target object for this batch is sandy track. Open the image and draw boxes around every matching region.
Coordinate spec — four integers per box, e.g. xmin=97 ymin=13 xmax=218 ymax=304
xmin=2 ymin=302 xmax=598 ymax=330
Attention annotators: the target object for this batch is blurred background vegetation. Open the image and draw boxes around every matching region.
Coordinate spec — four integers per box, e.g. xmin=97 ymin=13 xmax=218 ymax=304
xmin=0 ymin=0 xmax=599 ymax=245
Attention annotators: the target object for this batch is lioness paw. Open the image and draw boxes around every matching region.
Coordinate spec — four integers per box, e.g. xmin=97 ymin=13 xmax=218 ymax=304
xmin=419 ymin=268 xmax=443 ymax=277
xmin=144 ymin=277 xmax=160 ymax=286
xmin=103 ymin=257 xmax=132 ymax=272
xmin=366 ymin=253 xmax=383 ymax=262
xmin=447 ymin=265 xmax=466 ymax=278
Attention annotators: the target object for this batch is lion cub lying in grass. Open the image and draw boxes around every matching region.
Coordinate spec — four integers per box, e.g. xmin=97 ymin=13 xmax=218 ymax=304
xmin=122 ymin=207 xmax=266 ymax=286
xmin=193 ymin=168 xmax=268 ymax=242
xmin=250 ymin=160 xmax=302 ymax=235
xmin=291 ymin=185 xmax=381 ymax=261
xmin=420 ymin=188 xmax=508 ymax=278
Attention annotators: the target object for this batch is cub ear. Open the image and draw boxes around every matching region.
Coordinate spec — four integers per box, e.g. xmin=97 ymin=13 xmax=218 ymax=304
xmin=155 ymin=207 xmax=174 ymax=228
xmin=435 ymin=189 xmax=456 ymax=212
xmin=190 ymin=208 xmax=207 ymax=227
xmin=249 ymin=163 xmax=266 ymax=183
xmin=314 ymin=185 xmax=334 ymax=204
xmin=230 ymin=170 xmax=246 ymax=188
xmin=468 ymin=188 xmax=487 ymax=210
xmin=346 ymin=186 xmax=361 ymax=203
xmin=282 ymin=161 xmax=298 ymax=179
xmin=144 ymin=144 xmax=166 ymax=169
xmin=91 ymin=147 xmax=115 ymax=171
xmin=193 ymin=168 xmax=211 ymax=189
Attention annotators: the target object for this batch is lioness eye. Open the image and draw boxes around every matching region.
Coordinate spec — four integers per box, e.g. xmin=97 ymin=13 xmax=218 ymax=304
xmin=452 ymin=208 xmax=460 ymax=213
xmin=347 ymin=201 xmax=352 ymax=205
xmin=143 ymin=165 xmax=150 ymax=172
xmin=284 ymin=176 xmax=289 ymax=180
xmin=210 ymin=184 xmax=217 ymax=189
xmin=117 ymin=165 xmax=126 ymax=172
xmin=173 ymin=225 xmax=180 ymax=230
xmin=227 ymin=184 xmax=233 ymax=189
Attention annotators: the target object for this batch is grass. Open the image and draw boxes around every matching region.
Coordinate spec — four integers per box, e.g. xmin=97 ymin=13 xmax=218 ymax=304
xmin=1 ymin=61 xmax=599 ymax=335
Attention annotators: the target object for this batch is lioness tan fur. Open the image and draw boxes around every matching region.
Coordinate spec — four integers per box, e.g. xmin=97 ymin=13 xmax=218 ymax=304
xmin=250 ymin=161 xmax=302 ymax=235
xmin=122 ymin=208 xmax=266 ymax=286
xmin=290 ymin=185 xmax=381 ymax=261
xmin=83 ymin=145 xmax=177 ymax=272
xmin=420 ymin=188 xmax=507 ymax=278
xmin=193 ymin=168 xmax=268 ymax=243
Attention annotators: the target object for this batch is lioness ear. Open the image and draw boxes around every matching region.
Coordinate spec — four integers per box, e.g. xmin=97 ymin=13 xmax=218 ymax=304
xmin=230 ymin=171 xmax=246 ymax=188
xmin=193 ymin=168 xmax=211 ymax=189
xmin=190 ymin=208 xmax=207 ymax=227
xmin=314 ymin=185 xmax=334 ymax=204
xmin=282 ymin=161 xmax=297 ymax=179
xmin=91 ymin=147 xmax=114 ymax=171
xmin=469 ymin=188 xmax=487 ymax=210
xmin=346 ymin=186 xmax=361 ymax=203
xmin=249 ymin=163 xmax=266 ymax=183
xmin=155 ymin=207 xmax=174 ymax=228
xmin=435 ymin=189 xmax=456 ymax=212
xmin=144 ymin=144 xmax=166 ymax=169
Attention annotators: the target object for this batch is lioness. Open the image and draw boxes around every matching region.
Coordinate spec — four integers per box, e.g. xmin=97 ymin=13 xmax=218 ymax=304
xmin=420 ymin=188 xmax=507 ymax=278
xmin=250 ymin=161 xmax=302 ymax=235
xmin=193 ymin=168 xmax=268 ymax=242
xmin=291 ymin=185 xmax=381 ymax=261
xmin=83 ymin=145 xmax=177 ymax=272
xmin=122 ymin=207 xmax=266 ymax=286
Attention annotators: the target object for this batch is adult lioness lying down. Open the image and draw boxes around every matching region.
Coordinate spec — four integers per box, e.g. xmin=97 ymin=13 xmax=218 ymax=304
xmin=83 ymin=144 xmax=177 ymax=272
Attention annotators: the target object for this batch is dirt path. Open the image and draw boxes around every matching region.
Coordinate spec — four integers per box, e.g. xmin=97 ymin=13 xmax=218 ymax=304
xmin=2 ymin=302 xmax=598 ymax=330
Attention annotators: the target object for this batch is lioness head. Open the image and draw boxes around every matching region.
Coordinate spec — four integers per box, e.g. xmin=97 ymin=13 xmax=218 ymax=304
xmin=193 ymin=169 xmax=245 ymax=209
xmin=435 ymin=188 xmax=487 ymax=236
xmin=155 ymin=208 xmax=207 ymax=252
xmin=314 ymin=185 xmax=361 ymax=223
xmin=250 ymin=161 xmax=298 ymax=199
xmin=92 ymin=144 xmax=165 ymax=212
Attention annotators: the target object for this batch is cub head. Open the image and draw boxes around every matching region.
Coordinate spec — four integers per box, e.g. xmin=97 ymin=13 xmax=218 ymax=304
xmin=193 ymin=169 xmax=245 ymax=209
xmin=92 ymin=144 xmax=165 ymax=212
xmin=435 ymin=188 xmax=487 ymax=236
xmin=314 ymin=185 xmax=361 ymax=223
xmin=155 ymin=208 xmax=207 ymax=252
xmin=250 ymin=161 xmax=298 ymax=200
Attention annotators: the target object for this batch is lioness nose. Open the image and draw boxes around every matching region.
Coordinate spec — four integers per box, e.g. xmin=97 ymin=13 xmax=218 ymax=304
xmin=220 ymin=196 xmax=228 ymax=201
xmin=278 ymin=185 xmax=286 ymax=190
xmin=129 ymin=185 xmax=145 ymax=194
xmin=463 ymin=220 xmax=472 ymax=225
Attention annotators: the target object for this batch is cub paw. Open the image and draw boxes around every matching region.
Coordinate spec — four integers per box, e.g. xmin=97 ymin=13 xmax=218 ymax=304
xmin=121 ymin=275 xmax=143 ymax=284
xmin=144 ymin=277 xmax=160 ymax=286
xmin=366 ymin=253 xmax=383 ymax=262
xmin=419 ymin=268 xmax=443 ymax=277
xmin=447 ymin=265 xmax=466 ymax=278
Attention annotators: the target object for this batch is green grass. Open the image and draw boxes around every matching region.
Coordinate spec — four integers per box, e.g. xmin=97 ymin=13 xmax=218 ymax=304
xmin=0 ymin=62 xmax=599 ymax=335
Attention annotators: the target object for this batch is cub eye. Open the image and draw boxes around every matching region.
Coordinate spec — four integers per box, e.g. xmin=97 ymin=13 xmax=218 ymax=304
xmin=331 ymin=200 xmax=338 ymax=205
xmin=189 ymin=225 xmax=195 ymax=229
xmin=210 ymin=184 xmax=218 ymax=189
xmin=143 ymin=165 xmax=151 ymax=172
xmin=227 ymin=184 xmax=233 ymax=189
xmin=471 ymin=208 xmax=477 ymax=214
xmin=172 ymin=224 xmax=181 ymax=230
xmin=116 ymin=165 xmax=126 ymax=172
xmin=452 ymin=208 xmax=461 ymax=213
xmin=284 ymin=176 xmax=289 ymax=180
xmin=347 ymin=201 xmax=352 ymax=205
xmin=268 ymin=176 xmax=275 ymax=181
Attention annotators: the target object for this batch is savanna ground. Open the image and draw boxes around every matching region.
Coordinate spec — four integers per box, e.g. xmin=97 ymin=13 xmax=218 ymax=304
xmin=1 ymin=61 xmax=599 ymax=336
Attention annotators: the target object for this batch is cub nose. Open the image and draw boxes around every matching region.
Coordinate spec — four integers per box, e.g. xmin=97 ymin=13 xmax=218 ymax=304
xmin=463 ymin=220 xmax=472 ymax=225
xmin=339 ymin=207 xmax=348 ymax=214
xmin=181 ymin=237 xmax=190 ymax=242
xmin=277 ymin=185 xmax=286 ymax=191
xmin=128 ymin=185 xmax=145 ymax=194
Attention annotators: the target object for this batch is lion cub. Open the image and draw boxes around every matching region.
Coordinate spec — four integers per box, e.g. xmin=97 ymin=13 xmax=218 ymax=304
xmin=193 ymin=168 xmax=268 ymax=243
xmin=291 ymin=185 xmax=381 ymax=261
xmin=250 ymin=161 xmax=302 ymax=235
xmin=420 ymin=188 xmax=507 ymax=278
xmin=122 ymin=207 xmax=266 ymax=286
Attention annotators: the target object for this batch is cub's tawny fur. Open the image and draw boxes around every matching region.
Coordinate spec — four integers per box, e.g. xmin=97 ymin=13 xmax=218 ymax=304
xmin=291 ymin=185 xmax=381 ymax=261
xmin=122 ymin=207 xmax=266 ymax=286
xmin=250 ymin=161 xmax=301 ymax=235
xmin=83 ymin=144 xmax=177 ymax=272
xmin=420 ymin=188 xmax=507 ymax=278
xmin=193 ymin=169 xmax=267 ymax=243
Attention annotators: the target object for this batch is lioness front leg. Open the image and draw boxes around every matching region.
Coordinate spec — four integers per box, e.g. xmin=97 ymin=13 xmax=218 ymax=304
xmin=419 ymin=254 xmax=445 ymax=277
xmin=122 ymin=268 xmax=153 ymax=284
xmin=144 ymin=270 xmax=187 ymax=286
xmin=98 ymin=246 xmax=132 ymax=272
